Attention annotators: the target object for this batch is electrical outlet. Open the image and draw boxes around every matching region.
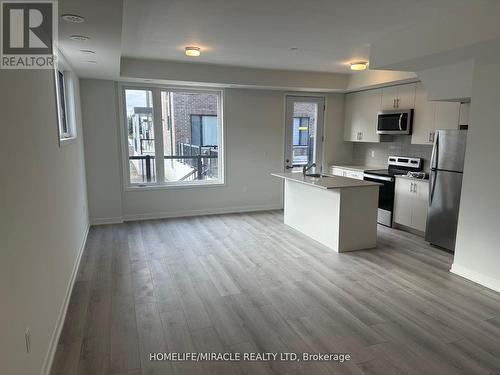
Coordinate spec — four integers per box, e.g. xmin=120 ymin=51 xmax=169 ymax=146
xmin=25 ymin=328 xmax=31 ymax=354
xmin=370 ymin=150 xmax=375 ymax=158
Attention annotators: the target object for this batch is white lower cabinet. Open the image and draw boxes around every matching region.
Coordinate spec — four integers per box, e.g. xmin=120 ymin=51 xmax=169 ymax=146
xmin=394 ymin=178 xmax=429 ymax=232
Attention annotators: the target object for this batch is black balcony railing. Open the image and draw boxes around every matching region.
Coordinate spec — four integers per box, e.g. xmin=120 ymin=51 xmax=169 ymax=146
xmin=129 ymin=153 xmax=218 ymax=183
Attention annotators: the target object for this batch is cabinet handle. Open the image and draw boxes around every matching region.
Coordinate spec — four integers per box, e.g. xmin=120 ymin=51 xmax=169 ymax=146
xmin=393 ymin=98 xmax=396 ymax=108
xmin=397 ymin=98 xmax=400 ymax=108
xmin=360 ymin=132 xmax=363 ymax=140
xmin=410 ymin=182 xmax=413 ymax=193
xmin=413 ymin=183 xmax=417 ymax=194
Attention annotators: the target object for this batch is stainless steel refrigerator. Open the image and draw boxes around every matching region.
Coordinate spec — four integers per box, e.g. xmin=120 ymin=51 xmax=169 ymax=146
xmin=425 ymin=129 xmax=467 ymax=251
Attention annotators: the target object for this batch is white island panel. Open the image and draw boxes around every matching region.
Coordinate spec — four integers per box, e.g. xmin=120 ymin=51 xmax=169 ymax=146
xmin=275 ymin=173 xmax=379 ymax=252
xmin=284 ymin=179 xmax=341 ymax=250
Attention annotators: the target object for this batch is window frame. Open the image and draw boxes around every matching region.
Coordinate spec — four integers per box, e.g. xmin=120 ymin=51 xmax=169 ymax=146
xmin=118 ymin=83 xmax=225 ymax=190
xmin=54 ymin=67 xmax=78 ymax=146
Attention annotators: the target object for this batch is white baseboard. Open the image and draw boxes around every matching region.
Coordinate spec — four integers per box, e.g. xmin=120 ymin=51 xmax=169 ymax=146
xmin=451 ymin=263 xmax=500 ymax=293
xmin=122 ymin=204 xmax=283 ymax=222
xmin=41 ymin=223 xmax=90 ymax=375
xmin=90 ymin=216 xmax=124 ymax=225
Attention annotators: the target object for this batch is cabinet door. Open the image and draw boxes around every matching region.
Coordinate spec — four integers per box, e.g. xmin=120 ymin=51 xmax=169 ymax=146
xmin=459 ymin=102 xmax=470 ymax=126
xmin=344 ymin=93 xmax=359 ymax=142
xmin=434 ymin=102 xmax=460 ymax=131
xmin=394 ymin=178 xmax=413 ymax=227
xmin=381 ymin=86 xmax=398 ymax=110
xmin=396 ymin=83 xmax=417 ymax=109
xmin=411 ymin=83 xmax=436 ymax=145
xmin=412 ymin=180 xmax=429 ymax=232
xmin=357 ymin=89 xmax=381 ymax=142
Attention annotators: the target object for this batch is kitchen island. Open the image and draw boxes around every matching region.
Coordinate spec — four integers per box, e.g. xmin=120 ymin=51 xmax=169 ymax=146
xmin=272 ymin=172 xmax=380 ymax=252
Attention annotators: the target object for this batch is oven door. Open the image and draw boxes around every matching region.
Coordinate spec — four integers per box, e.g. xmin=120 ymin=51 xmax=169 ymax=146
xmin=364 ymin=173 xmax=395 ymax=227
xmin=377 ymin=110 xmax=413 ymax=135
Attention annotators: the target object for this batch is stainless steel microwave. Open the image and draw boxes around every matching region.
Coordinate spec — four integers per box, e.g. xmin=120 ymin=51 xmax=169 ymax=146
xmin=377 ymin=109 xmax=413 ymax=135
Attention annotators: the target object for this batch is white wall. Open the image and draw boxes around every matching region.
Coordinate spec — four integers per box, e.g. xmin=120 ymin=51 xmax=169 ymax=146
xmin=324 ymin=93 xmax=352 ymax=166
xmin=346 ymin=70 xmax=418 ymax=92
xmin=417 ymin=60 xmax=474 ymax=101
xmin=0 ymin=70 xmax=89 ymax=375
xmin=80 ymin=81 xmax=349 ymax=222
xmin=121 ymin=57 xmax=349 ymax=92
xmin=452 ymin=55 xmax=500 ymax=292
xmin=80 ymin=80 xmax=123 ymax=223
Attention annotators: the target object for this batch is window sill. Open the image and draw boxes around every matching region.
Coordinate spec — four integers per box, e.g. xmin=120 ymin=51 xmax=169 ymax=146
xmin=124 ymin=181 xmax=226 ymax=192
xmin=59 ymin=137 xmax=77 ymax=147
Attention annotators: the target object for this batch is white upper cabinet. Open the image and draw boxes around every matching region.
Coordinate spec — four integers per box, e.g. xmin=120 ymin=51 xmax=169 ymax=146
xmin=344 ymin=92 xmax=358 ymax=142
xmin=411 ymin=83 xmax=460 ymax=145
xmin=412 ymin=83 xmax=436 ymax=145
xmin=434 ymin=102 xmax=460 ymax=131
xmin=381 ymin=83 xmax=416 ymax=110
xmin=344 ymin=89 xmax=381 ymax=142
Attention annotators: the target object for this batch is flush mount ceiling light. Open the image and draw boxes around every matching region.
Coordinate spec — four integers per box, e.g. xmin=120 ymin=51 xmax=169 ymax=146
xmin=70 ymin=35 xmax=90 ymax=41
xmin=350 ymin=61 xmax=368 ymax=71
xmin=61 ymin=14 xmax=86 ymax=23
xmin=80 ymin=49 xmax=95 ymax=55
xmin=85 ymin=60 xmax=97 ymax=64
xmin=185 ymin=46 xmax=201 ymax=57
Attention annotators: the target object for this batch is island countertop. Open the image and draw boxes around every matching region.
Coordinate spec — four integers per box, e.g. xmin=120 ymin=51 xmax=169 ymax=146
xmin=272 ymin=172 xmax=381 ymax=189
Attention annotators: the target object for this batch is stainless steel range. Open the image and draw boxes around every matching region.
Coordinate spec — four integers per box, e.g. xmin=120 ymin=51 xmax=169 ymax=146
xmin=364 ymin=156 xmax=424 ymax=227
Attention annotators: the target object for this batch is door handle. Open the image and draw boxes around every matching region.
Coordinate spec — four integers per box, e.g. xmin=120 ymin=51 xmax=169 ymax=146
xmin=285 ymin=165 xmax=294 ymax=169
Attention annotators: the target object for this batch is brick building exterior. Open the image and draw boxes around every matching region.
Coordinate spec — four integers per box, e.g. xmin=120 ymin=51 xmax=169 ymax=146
xmin=162 ymin=92 xmax=218 ymax=155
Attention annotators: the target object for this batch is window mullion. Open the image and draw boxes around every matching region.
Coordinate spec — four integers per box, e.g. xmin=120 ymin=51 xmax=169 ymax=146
xmin=152 ymin=88 xmax=164 ymax=183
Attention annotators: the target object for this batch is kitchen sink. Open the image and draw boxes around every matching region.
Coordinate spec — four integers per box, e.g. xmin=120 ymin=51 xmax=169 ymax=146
xmin=305 ymin=173 xmax=329 ymax=178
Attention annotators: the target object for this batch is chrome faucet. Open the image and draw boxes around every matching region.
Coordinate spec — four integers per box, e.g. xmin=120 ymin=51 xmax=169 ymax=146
xmin=303 ymin=162 xmax=316 ymax=176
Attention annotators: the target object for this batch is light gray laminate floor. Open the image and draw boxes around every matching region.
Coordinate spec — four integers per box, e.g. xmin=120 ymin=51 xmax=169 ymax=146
xmin=51 ymin=210 xmax=500 ymax=375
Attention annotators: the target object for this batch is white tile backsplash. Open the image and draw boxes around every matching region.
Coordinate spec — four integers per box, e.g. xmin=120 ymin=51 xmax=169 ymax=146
xmin=352 ymin=135 xmax=433 ymax=171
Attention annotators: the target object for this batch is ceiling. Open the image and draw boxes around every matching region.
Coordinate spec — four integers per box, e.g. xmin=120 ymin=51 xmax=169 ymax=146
xmin=59 ymin=0 xmax=481 ymax=79
xmin=121 ymin=0 xmax=478 ymax=73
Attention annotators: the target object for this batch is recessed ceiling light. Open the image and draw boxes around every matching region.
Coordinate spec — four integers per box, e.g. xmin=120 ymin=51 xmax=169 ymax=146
xmin=85 ymin=60 xmax=97 ymax=64
xmin=61 ymin=14 xmax=86 ymax=23
xmin=80 ymin=49 xmax=95 ymax=55
xmin=350 ymin=61 xmax=368 ymax=71
xmin=70 ymin=35 xmax=90 ymax=41
xmin=185 ymin=46 xmax=201 ymax=57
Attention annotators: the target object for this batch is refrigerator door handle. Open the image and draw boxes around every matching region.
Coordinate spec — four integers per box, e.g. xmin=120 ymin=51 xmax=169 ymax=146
xmin=429 ymin=170 xmax=437 ymax=204
xmin=430 ymin=131 xmax=440 ymax=170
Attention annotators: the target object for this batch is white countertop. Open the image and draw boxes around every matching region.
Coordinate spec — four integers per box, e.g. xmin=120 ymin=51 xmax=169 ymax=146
xmin=272 ymin=172 xmax=381 ymax=189
xmin=330 ymin=164 xmax=384 ymax=172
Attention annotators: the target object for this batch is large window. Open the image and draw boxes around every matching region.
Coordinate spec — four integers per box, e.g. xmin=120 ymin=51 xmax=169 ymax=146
xmin=123 ymin=87 xmax=223 ymax=187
